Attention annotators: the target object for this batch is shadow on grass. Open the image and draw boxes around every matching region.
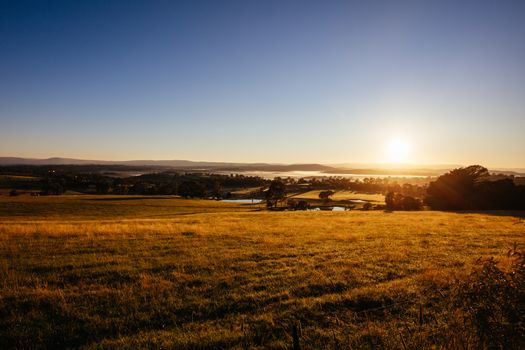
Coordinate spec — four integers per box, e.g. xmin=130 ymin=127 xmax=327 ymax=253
xmin=81 ymin=196 xmax=177 ymax=201
xmin=450 ymin=210 xmax=525 ymax=218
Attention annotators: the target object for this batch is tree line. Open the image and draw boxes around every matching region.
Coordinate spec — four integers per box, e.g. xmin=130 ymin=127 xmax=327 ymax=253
xmin=425 ymin=165 xmax=525 ymax=210
xmin=384 ymin=165 xmax=525 ymax=210
xmin=1 ymin=165 xmax=429 ymax=198
xmin=2 ymin=164 xmax=524 ymax=210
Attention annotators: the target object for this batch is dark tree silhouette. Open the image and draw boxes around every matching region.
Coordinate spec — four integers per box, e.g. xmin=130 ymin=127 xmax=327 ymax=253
xmin=95 ymin=180 xmax=111 ymax=194
xmin=318 ymin=190 xmax=335 ymax=202
xmin=426 ymin=165 xmax=525 ymax=210
xmin=211 ymin=181 xmax=222 ymax=199
xmin=42 ymin=178 xmax=65 ymax=195
xmin=287 ymin=199 xmax=309 ymax=211
xmin=385 ymin=191 xmax=395 ymax=210
xmin=179 ymin=181 xmax=205 ymax=198
xmin=362 ymin=202 xmax=373 ymax=210
xmin=426 ymin=165 xmax=489 ymax=210
xmin=385 ymin=191 xmax=422 ymax=210
xmin=473 ymin=178 xmax=525 ymax=209
xmin=265 ymin=179 xmax=286 ymax=208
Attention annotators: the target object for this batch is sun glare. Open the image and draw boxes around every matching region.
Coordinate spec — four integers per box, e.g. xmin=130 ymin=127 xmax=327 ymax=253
xmin=386 ymin=138 xmax=411 ymax=163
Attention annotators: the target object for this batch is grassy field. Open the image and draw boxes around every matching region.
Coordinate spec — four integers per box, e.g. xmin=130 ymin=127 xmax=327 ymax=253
xmin=0 ymin=175 xmax=39 ymax=180
xmin=0 ymin=195 xmax=263 ymax=220
xmin=291 ymin=190 xmax=385 ymax=203
xmin=0 ymin=174 xmax=41 ymax=195
xmin=1 ymin=195 xmax=524 ymax=349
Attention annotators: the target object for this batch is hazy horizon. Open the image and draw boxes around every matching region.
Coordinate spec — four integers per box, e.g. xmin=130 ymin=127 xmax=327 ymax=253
xmin=2 ymin=1 xmax=525 ymax=167
xmin=2 ymin=154 xmax=525 ymax=172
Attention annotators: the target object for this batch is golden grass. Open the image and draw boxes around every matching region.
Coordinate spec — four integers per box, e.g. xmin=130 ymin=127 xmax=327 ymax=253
xmin=0 ymin=194 xmax=263 ymax=221
xmin=291 ymin=190 xmax=385 ymax=203
xmin=230 ymin=187 xmax=262 ymax=195
xmin=0 ymin=175 xmax=39 ymax=180
xmin=0 ymin=195 xmax=524 ymax=349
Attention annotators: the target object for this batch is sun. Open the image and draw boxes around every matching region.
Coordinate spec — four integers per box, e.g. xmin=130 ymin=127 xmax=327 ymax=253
xmin=386 ymin=138 xmax=411 ymax=163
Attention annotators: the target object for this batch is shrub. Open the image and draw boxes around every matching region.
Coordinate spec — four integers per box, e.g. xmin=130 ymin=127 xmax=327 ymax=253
xmin=362 ymin=202 xmax=373 ymax=210
xmin=178 ymin=181 xmax=206 ymax=198
xmin=318 ymin=190 xmax=335 ymax=202
xmin=445 ymin=248 xmax=525 ymax=349
xmin=426 ymin=165 xmax=525 ymax=210
xmin=266 ymin=179 xmax=286 ymax=208
xmin=288 ymin=200 xmax=309 ymax=210
xmin=385 ymin=191 xmax=422 ymax=210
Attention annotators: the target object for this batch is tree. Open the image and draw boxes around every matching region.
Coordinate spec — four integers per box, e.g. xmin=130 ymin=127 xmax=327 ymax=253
xmin=296 ymin=200 xmax=309 ymax=210
xmin=265 ymin=179 xmax=286 ymax=208
xmin=385 ymin=191 xmax=395 ymax=210
xmin=211 ymin=181 xmax=222 ymax=199
xmin=426 ymin=165 xmax=525 ymax=210
xmin=472 ymin=178 xmax=523 ymax=210
xmin=179 ymin=181 xmax=205 ymax=198
xmin=95 ymin=180 xmax=111 ymax=194
xmin=386 ymin=191 xmax=422 ymax=210
xmin=362 ymin=202 xmax=373 ymax=210
xmin=287 ymin=199 xmax=309 ymax=211
xmin=400 ymin=195 xmax=422 ymax=210
xmin=318 ymin=190 xmax=335 ymax=202
xmin=42 ymin=178 xmax=65 ymax=195
xmin=426 ymin=165 xmax=489 ymax=210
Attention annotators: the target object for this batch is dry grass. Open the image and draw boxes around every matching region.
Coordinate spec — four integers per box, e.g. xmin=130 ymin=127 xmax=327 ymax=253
xmin=0 ymin=194 xmax=263 ymax=221
xmin=0 ymin=175 xmax=39 ymax=180
xmin=291 ymin=190 xmax=385 ymax=203
xmin=230 ymin=187 xmax=262 ymax=195
xmin=0 ymin=195 xmax=524 ymax=349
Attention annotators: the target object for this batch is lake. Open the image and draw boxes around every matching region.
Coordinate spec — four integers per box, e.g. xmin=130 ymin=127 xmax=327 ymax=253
xmin=224 ymin=170 xmax=428 ymax=179
xmin=221 ymin=199 xmax=263 ymax=203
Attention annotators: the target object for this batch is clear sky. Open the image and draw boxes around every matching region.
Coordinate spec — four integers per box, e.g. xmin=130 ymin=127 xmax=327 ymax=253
xmin=1 ymin=0 xmax=525 ymax=167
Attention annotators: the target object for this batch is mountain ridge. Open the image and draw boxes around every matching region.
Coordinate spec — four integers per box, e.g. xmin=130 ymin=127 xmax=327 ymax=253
xmin=1 ymin=157 xmax=524 ymax=176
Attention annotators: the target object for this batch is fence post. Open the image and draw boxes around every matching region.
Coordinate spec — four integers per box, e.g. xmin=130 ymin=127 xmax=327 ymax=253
xmin=292 ymin=322 xmax=301 ymax=350
xmin=419 ymin=303 xmax=424 ymax=327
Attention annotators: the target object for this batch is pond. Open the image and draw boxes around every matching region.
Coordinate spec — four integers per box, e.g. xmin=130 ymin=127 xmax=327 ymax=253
xmin=308 ymin=206 xmax=348 ymax=211
xmin=221 ymin=199 xmax=263 ymax=204
xmin=220 ymin=200 xmax=363 ymax=211
xmin=218 ymin=170 xmax=428 ymax=179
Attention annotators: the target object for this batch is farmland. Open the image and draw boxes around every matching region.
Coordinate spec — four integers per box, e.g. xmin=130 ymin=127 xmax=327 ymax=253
xmin=1 ymin=195 xmax=524 ymax=349
xmin=290 ymin=190 xmax=385 ymax=209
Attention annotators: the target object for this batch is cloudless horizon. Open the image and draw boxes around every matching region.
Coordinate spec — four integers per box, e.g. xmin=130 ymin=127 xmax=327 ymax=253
xmin=1 ymin=1 xmax=525 ymax=168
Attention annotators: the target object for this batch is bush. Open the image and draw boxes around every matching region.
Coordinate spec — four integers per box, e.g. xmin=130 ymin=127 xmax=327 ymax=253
xmin=178 ymin=181 xmax=206 ymax=198
xmin=362 ymin=202 xmax=373 ymax=210
xmin=385 ymin=192 xmax=422 ymax=210
xmin=318 ymin=190 xmax=334 ymax=201
xmin=266 ymin=179 xmax=286 ymax=208
xmin=445 ymin=248 xmax=525 ymax=349
xmin=287 ymin=199 xmax=309 ymax=211
xmin=426 ymin=165 xmax=525 ymax=210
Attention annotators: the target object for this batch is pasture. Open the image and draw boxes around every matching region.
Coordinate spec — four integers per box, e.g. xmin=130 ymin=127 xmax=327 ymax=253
xmin=0 ymin=195 xmax=524 ymax=349
xmin=291 ymin=190 xmax=385 ymax=204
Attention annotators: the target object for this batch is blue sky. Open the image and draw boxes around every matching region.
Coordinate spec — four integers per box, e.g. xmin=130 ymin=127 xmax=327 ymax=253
xmin=1 ymin=0 xmax=525 ymax=167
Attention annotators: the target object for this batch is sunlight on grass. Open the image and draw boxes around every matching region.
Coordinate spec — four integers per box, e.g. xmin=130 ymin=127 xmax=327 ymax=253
xmin=1 ymin=196 xmax=523 ymax=349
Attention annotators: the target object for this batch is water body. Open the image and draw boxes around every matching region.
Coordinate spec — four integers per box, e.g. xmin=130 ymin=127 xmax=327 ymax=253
xmin=221 ymin=199 xmax=263 ymax=204
xmin=220 ymin=200 xmax=354 ymax=211
xmin=308 ymin=206 xmax=347 ymax=211
xmin=221 ymin=200 xmax=365 ymax=209
xmin=227 ymin=170 xmax=428 ymax=179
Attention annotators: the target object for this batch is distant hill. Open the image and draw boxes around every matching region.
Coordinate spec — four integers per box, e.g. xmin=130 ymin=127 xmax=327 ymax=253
xmin=0 ymin=157 xmax=523 ymax=177
xmin=0 ymin=157 xmax=333 ymax=172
